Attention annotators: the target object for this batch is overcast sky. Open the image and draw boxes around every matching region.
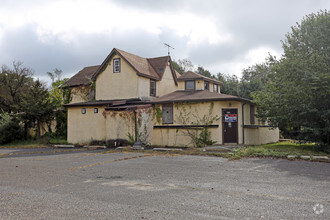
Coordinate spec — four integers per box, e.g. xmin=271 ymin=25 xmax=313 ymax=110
xmin=0 ymin=0 xmax=329 ymax=84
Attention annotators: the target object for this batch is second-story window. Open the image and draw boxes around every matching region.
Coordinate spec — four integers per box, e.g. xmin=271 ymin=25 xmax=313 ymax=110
xmin=185 ymin=80 xmax=195 ymax=90
xmin=113 ymin=58 xmax=121 ymax=73
xmin=213 ymin=84 xmax=218 ymax=93
xmin=150 ymin=79 xmax=156 ymax=97
xmin=250 ymin=105 xmax=255 ymax=125
xmin=204 ymin=81 xmax=209 ymax=90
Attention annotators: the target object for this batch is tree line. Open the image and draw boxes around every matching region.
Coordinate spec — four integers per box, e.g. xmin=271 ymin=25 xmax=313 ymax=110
xmin=173 ymin=10 xmax=329 ymax=150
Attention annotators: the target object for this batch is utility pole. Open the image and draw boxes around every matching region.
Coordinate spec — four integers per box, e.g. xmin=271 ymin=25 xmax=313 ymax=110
xmin=164 ymin=43 xmax=175 ymax=56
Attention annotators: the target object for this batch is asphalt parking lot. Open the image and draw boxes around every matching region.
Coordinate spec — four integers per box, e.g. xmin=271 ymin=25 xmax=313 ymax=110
xmin=0 ymin=148 xmax=329 ymax=219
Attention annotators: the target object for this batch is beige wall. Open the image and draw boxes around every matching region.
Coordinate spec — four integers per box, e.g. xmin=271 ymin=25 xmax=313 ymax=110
xmin=67 ymin=106 xmax=106 ymax=144
xmin=66 ymin=102 xmax=279 ymax=146
xmin=105 ymin=111 xmax=135 ymax=141
xmin=152 ymin=101 xmax=241 ymax=147
xmin=157 ymin=65 xmax=178 ymax=97
xmin=177 ymin=80 xmax=221 ymax=93
xmin=152 ymin=101 xmax=279 ymax=147
xmin=96 ymin=54 xmax=139 ymax=100
xmin=244 ymin=127 xmax=279 ymax=145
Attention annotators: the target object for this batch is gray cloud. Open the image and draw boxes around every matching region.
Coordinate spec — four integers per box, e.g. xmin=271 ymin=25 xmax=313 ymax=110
xmin=0 ymin=0 xmax=329 ymax=82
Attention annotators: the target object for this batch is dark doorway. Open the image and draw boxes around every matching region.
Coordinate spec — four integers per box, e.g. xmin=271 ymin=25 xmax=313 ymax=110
xmin=222 ymin=109 xmax=238 ymax=144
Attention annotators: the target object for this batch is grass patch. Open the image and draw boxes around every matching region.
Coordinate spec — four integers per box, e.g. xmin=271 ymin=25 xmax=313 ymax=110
xmin=226 ymin=141 xmax=329 ymax=159
xmin=0 ymin=137 xmax=68 ymax=148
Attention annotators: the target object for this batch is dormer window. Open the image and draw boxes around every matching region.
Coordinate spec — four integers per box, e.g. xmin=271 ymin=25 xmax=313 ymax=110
xmin=213 ymin=84 xmax=219 ymax=93
xmin=113 ymin=58 xmax=121 ymax=73
xmin=204 ymin=81 xmax=209 ymax=90
xmin=185 ymin=80 xmax=195 ymax=90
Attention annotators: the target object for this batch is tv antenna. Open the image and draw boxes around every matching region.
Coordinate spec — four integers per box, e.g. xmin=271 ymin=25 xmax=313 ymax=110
xmin=164 ymin=43 xmax=175 ymax=56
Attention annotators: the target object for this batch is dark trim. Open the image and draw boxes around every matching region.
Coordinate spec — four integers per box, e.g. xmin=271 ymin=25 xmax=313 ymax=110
xmin=185 ymin=80 xmax=196 ymax=90
xmin=150 ymin=79 xmax=156 ymax=97
xmin=222 ymin=108 xmax=238 ymax=144
xmin=154 ymin=125 xmax=219 ymax=129
xmin=244 ymin=125 xmax=273 ymax=128
xmin=242 ymin=103 xmax=247 ymax=145
xmin=113 ymin=58 xmax=121 ymax=73
xmin=151 ymin=97 xmax=251 ymax=104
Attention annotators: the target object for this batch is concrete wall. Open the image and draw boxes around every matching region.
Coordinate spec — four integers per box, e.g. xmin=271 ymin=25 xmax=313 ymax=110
xmin=95 ymin=54 xmax=139 ymax=100
xmin=157 ymin=65 xmax=178 ymax=97
xmin=152 ymin=101 xmax=242 ymax=147
xmin=244 ymin=127 xmax=279 ymax=145
xmin=67 ymin=106 xmax=106 ymax=144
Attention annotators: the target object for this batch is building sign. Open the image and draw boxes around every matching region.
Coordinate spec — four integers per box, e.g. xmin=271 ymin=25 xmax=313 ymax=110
xmin=224 ymin=114 xmax=237 ymax=122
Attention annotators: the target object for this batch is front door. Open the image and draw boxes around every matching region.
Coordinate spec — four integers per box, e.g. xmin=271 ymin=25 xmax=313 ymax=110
xmin=222 ymin=109 xmax=238 ymax=144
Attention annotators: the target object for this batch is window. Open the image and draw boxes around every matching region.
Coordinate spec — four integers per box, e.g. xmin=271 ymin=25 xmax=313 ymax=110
xmin=81 ymin=108 xmax=86 ymax=114
xmin=250 ymin=105 xmax=255 ymax=125
xmin=113 ymin=58 xmax=120 ymax=73
xmin=150 ymin=79 xmax=156 ymax=97
xmin=185 ymin=80 xmax=195 ymax=90
xmin=213 ymin=84 xmax=218 ymax=93
xmin=162 ymin=104 xmax=173 ymax=124
xmin=204 ymin=81 xmax=209 ymax=90
xmin=94 ymin=108 xmax=98 ymax=114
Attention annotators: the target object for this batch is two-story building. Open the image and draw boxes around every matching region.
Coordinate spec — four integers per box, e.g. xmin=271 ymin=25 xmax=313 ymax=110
xmin=63 ymin=48 xmax=279 ymax=146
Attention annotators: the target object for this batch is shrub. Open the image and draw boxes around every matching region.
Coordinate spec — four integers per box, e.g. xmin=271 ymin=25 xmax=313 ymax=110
xmin=0 ymin=112 xmax=23 ymax=144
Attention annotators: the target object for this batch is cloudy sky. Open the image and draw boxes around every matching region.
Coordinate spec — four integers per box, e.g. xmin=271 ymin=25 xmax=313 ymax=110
xmin=0 ymin=0 xmax=329 ymax=84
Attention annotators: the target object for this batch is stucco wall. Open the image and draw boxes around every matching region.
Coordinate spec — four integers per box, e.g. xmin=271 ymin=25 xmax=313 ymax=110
xmin=105 ymin=111 xmax=135 ymax=141
xmin=152 ymin=101 xmax=243 ymax=147
xmin=244 ymin=127 xmax=279 ymax=145
xmin=67 ymin=106 xmax=106 ymax=144
xmin=95 ymin=54 xmax=139 ymax=100
xmin=157 ymin=65 xmax=178 ymax=97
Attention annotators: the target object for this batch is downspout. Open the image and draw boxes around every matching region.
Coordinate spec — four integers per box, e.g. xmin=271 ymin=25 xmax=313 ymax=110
xmin=242 ymin=103 xmax=247 ymax=145
xmin=134 ymin=109 xmax=137 ymax=142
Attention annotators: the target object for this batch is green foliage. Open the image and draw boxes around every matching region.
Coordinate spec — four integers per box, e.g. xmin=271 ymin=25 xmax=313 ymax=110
xmin=127 ymin=132 xmax=136 ymax=146
xmin=0 ymin=112 xmax=23 ymax=144
xmin=196 ymin=66 xmax=213 ymax=78
xmin=0 ymin=61 xmax=34 ymax=113
xmin=21 ymin=80 xmax=56 ymax=139
xmin=172 ymin=59 xmax=194 ymax=74
xmin=175 ymin=102 xmax=220 ymax=148
xmin=253 ymin=10 xmax=330 ymax=149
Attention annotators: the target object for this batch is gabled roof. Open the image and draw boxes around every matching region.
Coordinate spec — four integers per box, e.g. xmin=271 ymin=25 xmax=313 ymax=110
xmin=150 ymin=90 xmax=250 ymax=104
xmin=178 ymin=71 xmax=221 ymax=85
xmin=92 ymin=48 xmax=178 ymax=84
xmin=63 ymin=65 xmax=99 ymax=87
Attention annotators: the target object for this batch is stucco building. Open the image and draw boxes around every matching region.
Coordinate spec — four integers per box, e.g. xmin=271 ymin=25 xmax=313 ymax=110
xmin=63 ymin=48 xmax=279 ymax=146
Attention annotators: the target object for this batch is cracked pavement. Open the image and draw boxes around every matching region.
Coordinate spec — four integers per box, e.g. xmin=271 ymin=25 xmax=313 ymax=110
xmin=0 ymin=148 xmax=329 ymax=219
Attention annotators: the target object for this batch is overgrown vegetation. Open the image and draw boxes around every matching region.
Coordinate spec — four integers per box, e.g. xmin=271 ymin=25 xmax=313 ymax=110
xmin=0 ymin=63 xmax=69 ymax=144
xmin=175 ymin=102 xmax=220 ymax=148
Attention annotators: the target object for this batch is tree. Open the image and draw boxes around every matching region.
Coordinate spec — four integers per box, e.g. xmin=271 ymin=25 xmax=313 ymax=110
xmin=239 ymin=55 xmax=277 ymax=99
xmin=216 ymin=73 xmax=240 ymax=96
xmin=253 ymin=10 xmax=330 ymax=149
xmin=196 ymin=66 xmax=213 ymax=78
xmin=0 ymin=61 xmax=34 ymax=113
xmin=21 ymin=80 xmax=56 ymax=139
xmin=47 ymin=68 xmax=63 ymax=83
xmin=173 ymin=59 xmax=194 ymax=74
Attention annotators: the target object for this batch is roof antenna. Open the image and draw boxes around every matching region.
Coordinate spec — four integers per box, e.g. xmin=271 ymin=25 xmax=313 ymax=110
xmin=164 ymin=43 xmax=175 ymax=56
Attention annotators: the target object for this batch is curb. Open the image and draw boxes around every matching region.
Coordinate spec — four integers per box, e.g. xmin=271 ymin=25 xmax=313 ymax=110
xmin=287 ymin=155 xmax=329 ymax=162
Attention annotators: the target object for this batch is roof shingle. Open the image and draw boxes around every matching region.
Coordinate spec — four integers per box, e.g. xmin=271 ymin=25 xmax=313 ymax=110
xmin=150 ymin=90 xmax=250 ymax=104
xmin=63 ymin=65 xmax=99 ymax=87
xmin=178 ymin=71 xmax=221 ymax=85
